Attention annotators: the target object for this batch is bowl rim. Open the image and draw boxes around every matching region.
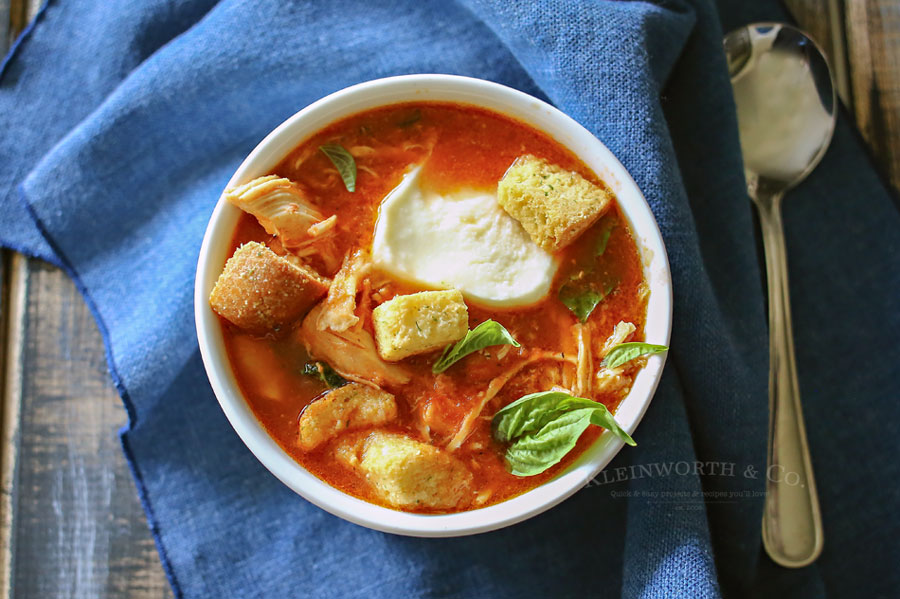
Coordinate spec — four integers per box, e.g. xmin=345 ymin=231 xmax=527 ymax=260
xmin=194 ymin=74 xmax=673 ymax=537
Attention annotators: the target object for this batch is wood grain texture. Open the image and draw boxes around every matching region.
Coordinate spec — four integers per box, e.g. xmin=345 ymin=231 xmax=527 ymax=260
xmin=844 ymin=0 xmax=900 ymax=191
xmin=0 ymin=254 xmax=27 ymax=599
xmin=785 ymin=0 xmax=853 ymax=104
xmin=7 ymin=260 xmax=172 ymax=599
xmin=788 ymin=0 xmax=900 ymax=193
xmin=0 ymin=0 xmax=10 ymax=51
xmin=5 ymin=0 xmax=31 ymax=46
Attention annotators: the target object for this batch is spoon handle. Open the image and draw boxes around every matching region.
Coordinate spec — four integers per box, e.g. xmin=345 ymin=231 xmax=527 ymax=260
xmin=754 ymin=191 xmax=824 ymax=568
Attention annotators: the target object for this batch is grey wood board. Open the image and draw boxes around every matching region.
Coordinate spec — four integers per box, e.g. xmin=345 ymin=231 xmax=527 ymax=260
xmin=7 ymin=260 xmax=172 ymax=599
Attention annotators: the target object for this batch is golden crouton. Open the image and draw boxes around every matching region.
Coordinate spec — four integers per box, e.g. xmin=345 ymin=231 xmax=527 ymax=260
xmin=209 ymin=242 xmax=328 ymax=332
xmin=497 ymin=155 xmax=613 ymax=252
xmin=336 ymin=431 xmax=473 ymax=510
xmin=297 ymin=383 xmax=397 ymax=451
xmin=372 ymin=290 xmax=468 ymax=361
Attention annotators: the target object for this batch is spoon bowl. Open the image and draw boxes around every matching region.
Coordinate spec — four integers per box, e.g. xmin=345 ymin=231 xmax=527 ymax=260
xmin=729 ymin=23 xmax=836 ymax=192
xmin=724 ymin=22 xmax=837 ymax=568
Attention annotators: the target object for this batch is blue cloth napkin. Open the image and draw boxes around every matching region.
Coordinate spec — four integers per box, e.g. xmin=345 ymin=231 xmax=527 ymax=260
xmin=2 ymin=1 xmax=899 ymax=597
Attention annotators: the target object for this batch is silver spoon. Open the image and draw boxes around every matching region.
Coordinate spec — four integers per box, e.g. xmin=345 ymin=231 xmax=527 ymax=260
xmin=724 ymin=23 xmax=836 ymax=568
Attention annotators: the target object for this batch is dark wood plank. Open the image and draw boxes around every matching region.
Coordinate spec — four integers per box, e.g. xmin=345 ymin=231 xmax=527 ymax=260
xmin=789 ymin=0 xmax=900 ymax=193
xmin=0 ymin=0 xmax=10 ymax=51
xmin=5 ymin=0 xmax=29 ymax=46
xmin=844 ymin=0 xmax=900 ymax=192
xmin=1 ymin=2 xmax=19 ymax=595
xmin=0 ymin=254 xmax=27 ymax=599
xmin=8 ymin=260 xmax=173 ymax=599
xmin=785 ymin=0 xmax=853 ymax=106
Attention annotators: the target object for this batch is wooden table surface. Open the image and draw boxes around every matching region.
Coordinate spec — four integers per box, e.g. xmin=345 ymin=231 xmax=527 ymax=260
xmin=1 ymin=1 xmax=898 ymax=597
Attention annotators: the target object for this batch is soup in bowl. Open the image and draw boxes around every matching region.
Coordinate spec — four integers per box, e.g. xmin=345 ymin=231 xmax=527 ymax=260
xmin=195 ymin=75 xmax=672 ymax=536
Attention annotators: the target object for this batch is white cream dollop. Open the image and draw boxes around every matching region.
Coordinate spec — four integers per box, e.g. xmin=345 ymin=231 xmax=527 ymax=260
xmin=371 ymin=167 xmax=557 ymax=307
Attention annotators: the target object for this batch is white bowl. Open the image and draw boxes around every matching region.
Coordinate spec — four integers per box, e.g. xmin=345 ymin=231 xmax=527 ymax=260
xmin=195 ymin=74 xmax=672 ymax=537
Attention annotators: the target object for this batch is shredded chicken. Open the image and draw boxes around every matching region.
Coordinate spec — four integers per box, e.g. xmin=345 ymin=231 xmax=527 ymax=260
xmin=348 ymin=145 xmax=376 ymax=157
xmin=291 ymin=146 xmax=316 ymax=171
xmin=445 ymin=351 xmax=576 ymax=451
xmin=594 ymin=367 xmax=632 ymax=395
xmin=292 ymin=238 xmax=342 ymax=274
xmin=299 ymin=303 xmax=410 ymax=387
xmin=593 ymin=320 xmax=638 ymax=396
xmin=358 ymin=164 xmax=378 ymax=178
xmin=224 ymin=175 xmax=324 ymax=247
xmin=316 ymin=250 xmax=371 ymax=332
xmin=537 ymin=364 xmax=565 ymax=391
xmin=599 ymin=321 xmax=636 ymax=358
xmin=574 ymin=323 xmax=592 ymax=398
xmin=474 ymin=489 xmax=493 ymax=506
xmin=304 ymin=172 xmax=340 ymax=191
xmin=307 ymin=214 xmax=337 ymax=238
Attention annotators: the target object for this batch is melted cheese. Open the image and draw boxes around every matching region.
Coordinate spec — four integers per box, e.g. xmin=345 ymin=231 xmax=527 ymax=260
xmin=371 ymin=167 xmax=557 ymax=307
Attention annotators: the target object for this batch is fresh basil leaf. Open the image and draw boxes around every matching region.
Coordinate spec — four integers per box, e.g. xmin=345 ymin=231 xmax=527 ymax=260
xmin=559 ymin=283 xmax=603 ymax=323
xmin=495 ymin=391 xmax=634 ymax=445
xmin=505 ymin=408 xmax=595 ymax=476
xmin=397 ymin=109 xmax=421 ymax=127
xmin=319 ymin=144 xmax=357 ymax=192
xmin=594 ymin=217 xmax=617 ymax=256
xmin=602 ymin=342 xmax=669 ymax=369
xmin=432 ymin=320 xmax=520 ymax=374
xmin=588 ymin=405 xmax=636 ymax=446
xmin=493 ymin=391 xmax=575 ymax=442
xmin=302 ymin=361 xmax=347 ymax=388
xmin=493 ymin=390 xmax=636 ymax=476
xmin=558 ymin=276 xmax=616 ymax=323
xmin=557 ymin=216 xmax=619 ymax=322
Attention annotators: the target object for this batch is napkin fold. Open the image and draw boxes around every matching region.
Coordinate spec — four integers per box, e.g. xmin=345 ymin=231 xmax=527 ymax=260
xmin=2 ymin=1 xmax=898 ymax=597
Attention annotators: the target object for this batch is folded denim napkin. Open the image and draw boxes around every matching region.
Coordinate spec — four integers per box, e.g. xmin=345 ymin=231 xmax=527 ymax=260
xmin=2 ymin=1 xmax=898 ymax=597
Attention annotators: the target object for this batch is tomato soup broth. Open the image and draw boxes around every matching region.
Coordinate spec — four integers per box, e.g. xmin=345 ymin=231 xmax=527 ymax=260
xmin=218 ymin=103 xmax=647 ymax=512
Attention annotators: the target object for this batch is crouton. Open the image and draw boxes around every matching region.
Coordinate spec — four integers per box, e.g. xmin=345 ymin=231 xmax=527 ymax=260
xmin=224 ymin=175 xmax=324 ymax=247
xmin=297 ymin=383 xmax=397 ymax=451
xmin=496 ymin=155 xmax=613 ymax=252
xmin=209 ymin=242 xmax=329 ymax=332
xmin=336 ymin=431 xmax=473 ymax=510
xmin=372 ymin=289 xmax=468 ymax=361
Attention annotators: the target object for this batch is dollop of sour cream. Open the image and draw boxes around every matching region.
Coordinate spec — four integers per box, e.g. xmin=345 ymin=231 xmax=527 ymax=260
xmin=371 ymin=167 xmax=558 ymax=307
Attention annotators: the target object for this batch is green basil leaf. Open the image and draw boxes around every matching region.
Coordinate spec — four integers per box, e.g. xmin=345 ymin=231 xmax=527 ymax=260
xmin=594 ymin=217 xmax=617 ymax=256
xmin=557 ymin=215 xmax=619 ymax=322
xmin=493 ymin=391 xmax=575 ymax=442
xmin=602 ymin=342 xmax=669 ymax=369
xmin=493 ymin=390 xmax=636 ymax=476
xmin=319 ymin=144 xmax=357 ymax=192
xmin=397 ymin=109 xmax=421 ymax=127
xmin=559 ymin=283 xmax=603 ymax=323
xmin=588 ymin=404 xmax=636 ymax=446
xmin=302 ymin=361 xmax=347 ymax=388
xmin=432 ymin=320 xmax=520 ymax=374
xmin=504 ymin=408 xmax=595 ymax=476
xmin=558 ymin=276 xmax=616 ymax=323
